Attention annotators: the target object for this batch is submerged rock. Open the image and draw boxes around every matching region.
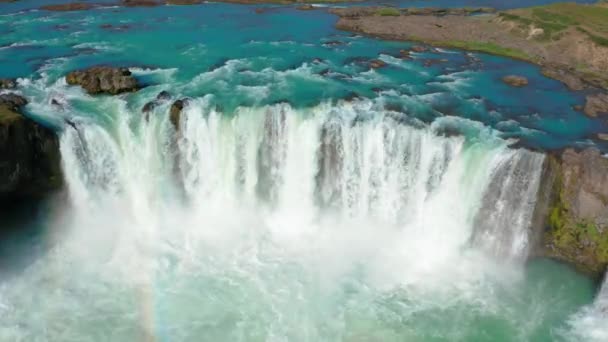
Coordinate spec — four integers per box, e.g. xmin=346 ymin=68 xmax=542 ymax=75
xmin=297 ymin=4 xmax=314 ymax=10
xmin=122 ymin=0 xmax=162 ymax=6
xmin=40 ymin=3 xmax=95 ymax=11
xmin=535 ymin=149 xmax=608 ymax=276
xmin=166 ymin=0 xmax=203 ymax=4
xmin=369 ymin=59 xmax=387 ymax=69
xmin=410 ymin=45 xmax=429 ymax=53
xmin=502 ymin=75 xmax=529 ymax=87
xmin=66 ymin=66 xmax=139 ymax=95
xmin=0 ymin=94 xmax=62 ymax=199
xmin=584 ymin=93 xmax=608 ymax=117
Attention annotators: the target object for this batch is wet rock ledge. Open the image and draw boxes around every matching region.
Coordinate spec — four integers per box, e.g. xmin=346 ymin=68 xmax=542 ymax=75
xmin=0 ymin=92 xmax=62 ymax=200
xmin=66 ymin=66 xmax=139 ymax=95
xmin=533 ymin=148 xmax=608 ymax=276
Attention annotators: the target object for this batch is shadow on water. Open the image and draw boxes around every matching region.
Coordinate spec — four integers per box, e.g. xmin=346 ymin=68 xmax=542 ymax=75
xmin=0 ymin=194 xmax=63 ymax=280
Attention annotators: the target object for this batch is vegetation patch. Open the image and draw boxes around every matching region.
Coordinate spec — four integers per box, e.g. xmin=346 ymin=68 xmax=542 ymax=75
xmin=438 ymin=41 xmax=532 ymax=61
xmin=577 ymin=27 xmax=608 ymax=47
xmin=376 ymin=8 xmax=400 ymax=16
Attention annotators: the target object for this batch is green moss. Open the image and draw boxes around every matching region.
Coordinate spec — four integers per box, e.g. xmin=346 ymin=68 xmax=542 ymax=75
xmin=0 ymin=105 xmax=21 ymax=124
xmin=376 ymin=8 xmax=400 ymax=16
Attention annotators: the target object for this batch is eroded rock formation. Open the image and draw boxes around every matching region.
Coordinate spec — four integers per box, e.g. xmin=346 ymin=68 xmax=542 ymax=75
xmin=535 ymin=149 xmax=608 ymax=276
xmin=66 ymin=66 xmax=139 ymax=95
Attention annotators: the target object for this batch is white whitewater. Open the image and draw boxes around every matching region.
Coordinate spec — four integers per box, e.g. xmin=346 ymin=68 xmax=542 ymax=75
xmin=566 ymin=272 xmax=608 ymax=342
xmin=0 ymin=96 xmax=550 ymax=340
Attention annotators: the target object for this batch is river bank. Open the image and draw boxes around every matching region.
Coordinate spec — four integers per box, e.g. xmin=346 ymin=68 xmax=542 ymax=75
xmin=331 ymin=3 xmax=608 ymax=117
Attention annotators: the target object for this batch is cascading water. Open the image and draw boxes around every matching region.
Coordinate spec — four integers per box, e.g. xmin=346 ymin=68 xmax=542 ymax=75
xmin=471 ymin=150 xmax=545 ymax=261
xmin=0 ymin=91 xmax=576 ymax=341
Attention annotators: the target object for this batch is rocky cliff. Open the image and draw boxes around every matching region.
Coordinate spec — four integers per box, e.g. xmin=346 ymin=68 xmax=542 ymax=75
xmin=0 ymin=94 xmax=62 ymax=200
xmin=535 ymin=148 xmax=608 ymax=276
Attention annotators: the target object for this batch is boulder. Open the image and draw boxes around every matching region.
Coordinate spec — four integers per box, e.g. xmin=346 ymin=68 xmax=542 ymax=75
xmin=410 ymin=45 xmax=429 ymax=53
xmin=156 ymin=90 xmax=171 ymax=101
xmin=0 ymin=94 xmax=62 ymax=199
xmin=537 ymin=149 xmax=608 ymax=276
xmin=502 ymin=75 xmax=529 ymax=87
xmin=584 ymin=93 xmax=608 ymax=117
xmin=142 ymin=91 xmax=172 ymax=113
xmin=369 ymin=59 xmax=387 ymax=69
xmin=399 ymin=49 xmax=411 ymax=59
xmin=170 ymin=99 xmax=188 ymax=129
xmin=65 ymin=66 xmax=139 ymax=95
xmin=0 ymin=78 xmax=16 ymax=89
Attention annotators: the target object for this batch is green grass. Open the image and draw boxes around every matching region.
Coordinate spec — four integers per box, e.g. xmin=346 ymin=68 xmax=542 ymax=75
xmin=0 ymin=105 xmax=21 ymax=124
xmin=376 ymin=8 xmax=400 ymax=16
xmin=502 ymin=3 xmax=608 ymax=41
xmin=577 ymin=27 xmax=608 ymax=47
xmin=438 ymin=41 xmax=532 ymax=61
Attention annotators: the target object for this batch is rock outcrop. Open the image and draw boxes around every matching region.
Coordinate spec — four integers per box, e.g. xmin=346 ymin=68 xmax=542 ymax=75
xmin=0 ymin=78 xmax=16 ymax=89
xmin=536 ymin=149 xmax=608 ymax=276
xmin=0 ymin=94 xmax=62 ymax=199
xmin=584 ymin=93 xmax=608 ymax=117
xmin=170 ymin=99 xmax=188 ymax=129
xmin=502 ymin=75 xmax=528 ymax=87
xmin=142 ymin=91 xmax=172 ymax=114
xmin=66 ymin=66 xmax=139 ymax=95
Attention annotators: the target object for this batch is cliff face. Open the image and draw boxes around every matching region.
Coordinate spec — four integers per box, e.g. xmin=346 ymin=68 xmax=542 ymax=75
xmin=0 ymin=96 xmax=62 ymax=200
xmin=537 ymin=149 xmax=608 ymax=276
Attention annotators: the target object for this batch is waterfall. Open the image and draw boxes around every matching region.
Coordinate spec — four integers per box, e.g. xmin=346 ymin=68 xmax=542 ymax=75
xmin=58 ymin=99 xmax=545 ymax=264
xmin=471 ymin=149 xmax=545 ymax=261
xmin=0 ymin=95 xmax=556 ymax=341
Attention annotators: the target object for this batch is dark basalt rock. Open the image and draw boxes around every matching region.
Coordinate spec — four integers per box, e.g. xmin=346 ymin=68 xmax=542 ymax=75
xmin=142 ymin=91 xmax=172 ymax=113
xmin=502 ymin=75 xmax=529 ymax=87
xmin=0 ymin=94 xmax=62 ymax=199
xmin=0 ymin=78 xmax=16 ymax=89
xmin=170 ymin=99 xmax=188 ymax=129
xmin=584 ymin=93 xmax=608 ymax=117
xmin=156 ymin=90 xmax=171 ymax=101
xmin=142 ymin=101 xmax=156 ymax=113
xmin=65 ymin=66 xmax=139 ymax=95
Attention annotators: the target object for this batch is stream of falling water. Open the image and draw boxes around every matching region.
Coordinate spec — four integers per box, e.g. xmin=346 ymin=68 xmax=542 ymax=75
xmin=0 ymin=97 xmax=562 ymax=341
